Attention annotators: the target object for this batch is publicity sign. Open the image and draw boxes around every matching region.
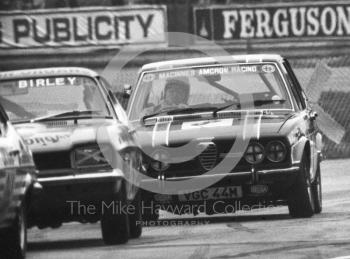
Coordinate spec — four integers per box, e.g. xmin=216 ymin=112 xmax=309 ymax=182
xmin=0 ymin=6 xmax=167 ymax=49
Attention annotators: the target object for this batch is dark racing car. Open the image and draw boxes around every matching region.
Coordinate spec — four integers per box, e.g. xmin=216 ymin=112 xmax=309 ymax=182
xmin=0 ymin=67 xmax=143 ymax=245
xmin=123 ymin=54 xmax=323 ymax=220
xmin=0 ymin=103 xmax=37 ymax=258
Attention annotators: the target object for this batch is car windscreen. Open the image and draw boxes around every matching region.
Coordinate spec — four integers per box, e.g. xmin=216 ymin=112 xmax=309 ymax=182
xmin=129 ymin=63 xmax=293 ymax=121
xmin=0 ymin=76 xmax=111 ymax=122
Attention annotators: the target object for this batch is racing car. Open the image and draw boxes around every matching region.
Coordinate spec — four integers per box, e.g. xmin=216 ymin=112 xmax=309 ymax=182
xmin=0 ymin=102 xmax=37 ymax=258
xmin=123 ymin=54 xmax=323 ymax=219
xmin=0 ymin=67 xmax=143 ymax=245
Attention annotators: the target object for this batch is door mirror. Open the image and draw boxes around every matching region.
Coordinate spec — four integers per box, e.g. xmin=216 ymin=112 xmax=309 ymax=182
xmin=123 ymin=84 xmax=132 ymax=97
xmin=310 ymin=111 xmax=318 ymax=121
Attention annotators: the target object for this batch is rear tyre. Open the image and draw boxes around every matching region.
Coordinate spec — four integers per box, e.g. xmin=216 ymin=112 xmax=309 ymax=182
xmin=128 ymin=192 xmax=142 ymax=239
xmin=0 ymin=203 xmax=27 ymax=259
xmin=101 ymin=183 xmax=129 ymax=245
xmin=288 ymin=154 xmax=315 ymax=218
xmin=312 ymin=160 xmax=322 ymax=214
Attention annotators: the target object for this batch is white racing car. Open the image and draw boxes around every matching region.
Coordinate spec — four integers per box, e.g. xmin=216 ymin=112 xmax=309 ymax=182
xmin=0 ymin=67 xmax=143 ymax=245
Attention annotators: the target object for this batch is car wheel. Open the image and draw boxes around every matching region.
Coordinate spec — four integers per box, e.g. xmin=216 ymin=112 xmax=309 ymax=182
xmin=287 ymin=153 xmax=315 ymax=218
xmin=312 ymin=160 xmax=322 ymax=214
xmin=0 ymin=203 xmax=27 ymax=259
xmin=142 ymin=203 xmax=159 ymax=222
xmin=100 ymin=183 xmax=129 ymax=245
xmin=128 ymin=192 xmax=142 ymax=239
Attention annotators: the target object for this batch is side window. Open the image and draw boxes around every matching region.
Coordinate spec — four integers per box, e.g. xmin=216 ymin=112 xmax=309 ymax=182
xmin=0 ymin=105 xmax=8 ymax=137
xmin=99 ymin=77 xmax=130 ymax=125
xmin=283 ymin=61 xmax=307 ymax=110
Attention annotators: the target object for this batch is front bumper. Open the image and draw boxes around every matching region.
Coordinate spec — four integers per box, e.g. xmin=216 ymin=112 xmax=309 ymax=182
xmin=140 ymin=166 xmax=300 ymax=204
xmin=38 ymin=168 xmax=125 ymax=185
xmin=29 ymin=168 xmax=126 ymax=225
xmin=143 ymin=166 xmax=299 ymax=183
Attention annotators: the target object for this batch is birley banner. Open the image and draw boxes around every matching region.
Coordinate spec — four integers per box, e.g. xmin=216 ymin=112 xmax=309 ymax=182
xmin=0 ymin=6 xmax=167 ymax=49
xmin=193 ymin=1 xmax=350 ymax=43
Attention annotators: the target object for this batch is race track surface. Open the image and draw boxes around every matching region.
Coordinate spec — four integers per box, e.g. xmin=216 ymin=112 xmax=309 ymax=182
xmin=27 ymin=159 xmax=350 ymax=259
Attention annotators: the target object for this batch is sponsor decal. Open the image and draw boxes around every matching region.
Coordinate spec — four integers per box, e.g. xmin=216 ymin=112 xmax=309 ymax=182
xmin=24 ymin=133 xmax=70 ymax=146
xmin=194 ymin=2 xmax=350 ymax=42
xmin=262 ymin=64 xmax=275 ymax=73
xmin=17 ymin=77 xmax=77 ymax=89
xmin=151 ymin=64 xmax=273 ymax=80
xmin=0 ymin=6 xmax=166 ymax=49
xmin=142 ymin=73 xmax=156 ymax=83
xmin=181 ymin=119 xmax=233 ymax=130
xmin=158 ymin=69 xmax=196 ymax=79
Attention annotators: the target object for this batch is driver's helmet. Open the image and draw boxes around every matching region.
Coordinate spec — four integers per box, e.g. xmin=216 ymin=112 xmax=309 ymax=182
xmin=163 ymin=78 xmax=190 ymax=105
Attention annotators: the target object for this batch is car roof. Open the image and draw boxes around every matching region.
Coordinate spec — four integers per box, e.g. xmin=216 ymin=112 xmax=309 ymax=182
xmin=141 ymin=54 xmax=284 ymax=72
xmin=0 ymin=67 xmax=99 ymax=80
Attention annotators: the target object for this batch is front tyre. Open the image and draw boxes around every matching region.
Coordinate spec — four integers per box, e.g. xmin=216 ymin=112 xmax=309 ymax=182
xmin=100 ymin=183 xmax=129 ymax=245
xmin=128 ymin=192 xmax=142 ymax=239
xmin=312 ymin=160 xmax=322 ymax=214
xmin=0 ymin=203 xmax=27 ymax=259
xmin=288 ymin=154 xmax=315 ymax=218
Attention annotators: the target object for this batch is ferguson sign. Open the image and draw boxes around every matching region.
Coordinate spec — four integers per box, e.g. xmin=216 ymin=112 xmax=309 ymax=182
xmin=194 ymin=2 xmax=350 ymax=42
xmin=0 ymin=6 xmax=166 ymax=49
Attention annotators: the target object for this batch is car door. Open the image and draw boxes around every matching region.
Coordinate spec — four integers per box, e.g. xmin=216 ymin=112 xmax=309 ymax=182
xmin=0 ymin=106 xmax=17 ymax=214
xmin=283 ymin=60 xmax=318 ymax=179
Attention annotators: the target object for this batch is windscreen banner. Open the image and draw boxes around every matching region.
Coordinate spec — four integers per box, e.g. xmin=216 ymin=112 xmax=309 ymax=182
xmin=0 ymin=6 xmax=167 ymax=49
xmin=193 ymin=1 xmax=350 ymax=43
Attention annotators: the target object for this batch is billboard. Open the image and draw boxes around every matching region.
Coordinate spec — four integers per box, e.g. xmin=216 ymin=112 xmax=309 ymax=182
xmin=0 ymin=6 xmax=167 ymax=49
xmin=194 ymin=1 xmax=350 ymax=43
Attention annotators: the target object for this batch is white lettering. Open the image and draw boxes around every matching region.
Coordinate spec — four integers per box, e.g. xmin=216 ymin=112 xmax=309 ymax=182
xmin=18 ymin=80 xmax=27 ymax=89
xmin=36 ymin=79 xmax=45 ymax=87
xmin=307 ymin=8 xmax=320 ymax=36
xmin=290 ymin=7 xmax=306 ymax=36
xmin=240 ymin=10 xmax=255 ymax=38
xmin=337 ymin=6 xmax=350 ymax=35
xmin=255 ymin=9 xmax=273 ymax=38
xmin=67 ymin=77 xmax=76 ymax=85
xmin=321 ymin=7 xmax=337 ymax=35
xmin=274 ymin=9 xmax=288 ymax=37
xmin=56 ymin=77 xmax=65 ymax=86
xmin=222 ymin=10 xmax=239 ymax=39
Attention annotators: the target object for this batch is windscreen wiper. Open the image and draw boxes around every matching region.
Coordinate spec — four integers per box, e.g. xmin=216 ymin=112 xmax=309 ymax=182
xmin=142 ymin=106 xmax=219 ymax=122
xmin=213 ymin=102 xmax=241 ymax=117
xmin=213 ymin=99 xmax=286 ymax=116
xmin=253 ymin=99 xmax=286 ymax=106
xmin=166 ymin=106 xmax=219 ymax=115
xmin=30 ymin=110 xmax=111 ymax=123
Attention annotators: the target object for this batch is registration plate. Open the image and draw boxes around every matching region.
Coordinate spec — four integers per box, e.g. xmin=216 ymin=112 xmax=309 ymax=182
xmin=178 ymin=186 xmax=242 ymax=202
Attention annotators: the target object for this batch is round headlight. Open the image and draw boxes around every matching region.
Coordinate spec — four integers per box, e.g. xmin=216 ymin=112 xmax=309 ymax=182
xmin=244 ymin=143 xmax=265 ymax=164
xmin=266 ymin=141 xmax=286 ymax=162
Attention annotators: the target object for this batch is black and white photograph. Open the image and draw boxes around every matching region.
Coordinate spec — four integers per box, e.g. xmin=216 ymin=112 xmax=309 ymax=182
xmin=0 ymin=0 xmax=349 ymax=258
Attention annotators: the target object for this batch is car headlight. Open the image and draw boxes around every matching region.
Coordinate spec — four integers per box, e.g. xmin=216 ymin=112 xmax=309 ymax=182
xmin=74 ymin=145 xmax=110 ymax=168
xmin=266 ymin=141 xmax=287 ymax=163
xmin=244 ymin=143 xmax=265 ymax=164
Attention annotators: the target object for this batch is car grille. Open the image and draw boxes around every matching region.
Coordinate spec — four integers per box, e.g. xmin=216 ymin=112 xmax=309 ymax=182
xmin=198 ymin=143 xmax=217 ymax=171
xmin=33 ymin=151 xmax=71 ymax=171
xmin=146 ymin=138 xmax=291 ymax=178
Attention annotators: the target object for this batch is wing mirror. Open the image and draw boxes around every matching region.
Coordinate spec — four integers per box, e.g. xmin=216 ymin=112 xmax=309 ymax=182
xmin=123 ymin=84 xmax=132 ymax=97
xmin=310 ymin=111 xmax=318 ymax=121
xmin=112 ymin=84 xmax=132 ymax=110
